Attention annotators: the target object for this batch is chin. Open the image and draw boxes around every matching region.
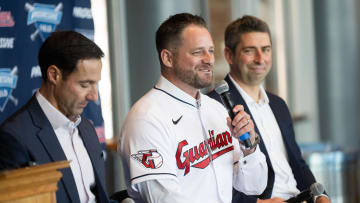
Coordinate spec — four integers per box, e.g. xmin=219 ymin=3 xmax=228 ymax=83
xmin=202 ymin=74 xmax=213 ymax=82
xmin=198 ymin=81 xmax=212 ymax=89
xmin=73 ymin=109 xmax=84 ymax=116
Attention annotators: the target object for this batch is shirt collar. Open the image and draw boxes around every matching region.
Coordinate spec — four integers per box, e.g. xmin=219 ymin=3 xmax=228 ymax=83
xmin=228 ymin=74 xmax=269 ymax=105
xmin=155 ymin=75 xmax=201 ymax=107
xmin=36 ymin=91 xmax=81 ymax=130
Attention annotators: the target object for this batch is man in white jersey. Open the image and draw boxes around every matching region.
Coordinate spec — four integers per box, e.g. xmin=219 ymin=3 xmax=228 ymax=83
xmin=208 ymin=15 xmax=331 ymax=203
xmin=119 ymin=13 xmax=268 ymax=203
xmin=0 ymin=31 xmax=113 ymax=203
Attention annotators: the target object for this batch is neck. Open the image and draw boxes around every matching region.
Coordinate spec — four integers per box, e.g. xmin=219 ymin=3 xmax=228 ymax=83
xmin=244 ymin=85 xmax=261 ymax=102
xmin=39 ymin=86 xmax=78 ymax=122
xmin=230 ymin=74 xmax=261 ymax=102
xmin=39 ymin=84 xmax=55 ymax=104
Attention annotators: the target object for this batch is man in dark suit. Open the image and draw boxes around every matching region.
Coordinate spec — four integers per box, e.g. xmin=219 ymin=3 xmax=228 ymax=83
xmin=208 ymin=16 xmax=330 ymax=203
xmin=0 ymin=31 xmax=113 ymax=203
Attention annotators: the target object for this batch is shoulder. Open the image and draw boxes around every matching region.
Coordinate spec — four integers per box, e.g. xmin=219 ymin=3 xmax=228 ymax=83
xmin=266 ymin=91 xmax=293 ymax=121
xmin=119 ymin=91 xmax=176 ymax=155
xmin=0 ymin=101 xmax=34 ymax=134
xmin=122 ymin=89 xmax=171 ymax=136
xmin=0 ymin=100 xmax=36 ymax=169
xmin=127 ymin=89 xmax=164 ymax=121
xmin=78 ymin=117 xmax=99 ymax=138
xmin=80 ymin=116 xmax=95 ymax=127
xmin=267 ymin=91 xmax=288 ymax=107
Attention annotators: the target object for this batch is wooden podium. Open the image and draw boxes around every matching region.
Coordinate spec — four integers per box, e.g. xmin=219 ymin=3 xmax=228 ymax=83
xmin=0 ymin=161 xmax=70 ymax=203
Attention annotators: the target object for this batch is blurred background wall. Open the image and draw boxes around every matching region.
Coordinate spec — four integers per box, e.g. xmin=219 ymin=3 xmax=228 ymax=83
xmin=73 ymin=0 xmax=360 ymax=202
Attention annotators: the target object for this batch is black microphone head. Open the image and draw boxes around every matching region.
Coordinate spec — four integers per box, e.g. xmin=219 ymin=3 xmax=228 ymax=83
xmin=214 ymin=80 xmax=229 ymax=94
xmin=310 ymin=182 xmax=325 ymax=196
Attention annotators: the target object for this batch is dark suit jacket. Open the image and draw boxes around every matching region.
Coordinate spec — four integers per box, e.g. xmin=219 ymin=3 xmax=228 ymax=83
xmin=207 ymin=75 xmax=317 ymax=203
xmin=0 ymin=96 xmax=111 ymax=203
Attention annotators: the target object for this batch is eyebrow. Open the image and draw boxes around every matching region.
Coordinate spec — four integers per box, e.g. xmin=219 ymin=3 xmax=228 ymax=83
xmin=79 ymin=80 xmax=97 ymax=84
xmin=242 ymin=45 xmax=271 ymax=50
xmin=192 ymin=46 xmax=215 ymax=51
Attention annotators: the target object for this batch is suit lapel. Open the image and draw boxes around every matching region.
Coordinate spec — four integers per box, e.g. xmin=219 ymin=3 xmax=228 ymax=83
xmin=268 ymin=100 xmax=286 ymax=131
xmin=268 ymin=97 xmax=294 ymax=162
xmin=28 ymin=96 xmax=81 ymax=203
xmin=78 ymin=121 xmax=107 ymax=202
xmin=77 ymin=121 xmax=99 ymax=165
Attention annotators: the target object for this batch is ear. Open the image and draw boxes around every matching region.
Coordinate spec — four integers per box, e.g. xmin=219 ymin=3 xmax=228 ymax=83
xmin=160 ymin=49 xmax=174 ymax=68
xmin=47 ymin=65 xmax=62 ymax=84
xmin=224 ymin=47 xmax=235 ymax=65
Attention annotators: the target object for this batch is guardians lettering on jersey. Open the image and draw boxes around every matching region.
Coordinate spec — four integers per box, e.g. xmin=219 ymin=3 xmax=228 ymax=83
xmin=176 ymin=130 xmax=233 ymax=175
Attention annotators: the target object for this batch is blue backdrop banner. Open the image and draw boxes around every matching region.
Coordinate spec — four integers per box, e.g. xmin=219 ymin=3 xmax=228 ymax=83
xmin=0 ymin=0 xmax=105 ymax=147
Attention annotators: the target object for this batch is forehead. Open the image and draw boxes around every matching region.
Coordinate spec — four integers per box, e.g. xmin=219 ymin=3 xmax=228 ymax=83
xmin=69 ymin=58 xmax=102 ymax=80
xmin=238 ymin=32 xmax=271 ymax=47
xmin=179 ymin=25 xmax=214 ymax=48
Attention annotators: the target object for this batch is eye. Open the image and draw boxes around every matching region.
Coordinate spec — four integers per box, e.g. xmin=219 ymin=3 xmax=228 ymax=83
xmin=263 ymin=47 xmax=272 ymax=53
xmin=80 ymin=82 xmax=89 ymax=88
xmin=192 ymin=50 xmax=201 ymax=55
xmin=243 ymin=48 xmax=255 ymax=55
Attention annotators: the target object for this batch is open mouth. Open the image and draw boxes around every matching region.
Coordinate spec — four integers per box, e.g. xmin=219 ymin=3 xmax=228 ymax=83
xmin=198 ymin=65 xmax=213 ymax=73
xmin=199 ymin=69 xmax=212 ymax=73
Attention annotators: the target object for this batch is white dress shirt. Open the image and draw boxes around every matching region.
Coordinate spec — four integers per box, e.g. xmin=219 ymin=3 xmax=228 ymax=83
xmin=36 ymin=91 xmax=96 ymax=203
xmin=229 ymin=76 xmax=300 ymax=199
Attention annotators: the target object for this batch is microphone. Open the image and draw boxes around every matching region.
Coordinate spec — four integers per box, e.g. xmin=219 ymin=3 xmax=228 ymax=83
xmin=286 ymin=182 xmax=325 ymax=203
xmin=214 ymin=80 xmax=252 ymax=148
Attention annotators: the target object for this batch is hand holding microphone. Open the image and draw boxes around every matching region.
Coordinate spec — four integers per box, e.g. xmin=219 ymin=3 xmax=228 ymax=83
xmin=227 ymin=105 xmax=255 ymax=147
xmin=215 ymin=80 xmax=256 ymax=150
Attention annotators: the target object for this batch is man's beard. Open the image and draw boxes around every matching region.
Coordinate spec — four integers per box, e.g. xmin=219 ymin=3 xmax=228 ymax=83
xmin=174 ymin=64 xmax=213 ymax=89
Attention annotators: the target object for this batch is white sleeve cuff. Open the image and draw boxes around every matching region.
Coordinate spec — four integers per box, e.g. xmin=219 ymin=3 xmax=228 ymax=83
xmin=233 ymin=146 xmax=268 ymax=195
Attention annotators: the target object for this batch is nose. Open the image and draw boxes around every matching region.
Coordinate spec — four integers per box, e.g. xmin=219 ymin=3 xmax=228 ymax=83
xmin=254 ymin=49 xmax=264 ymax=64
xmin=202 ymin=50 xmax=214 ymax=65
xmin=86 ymin=85 xmax=99 ymax=102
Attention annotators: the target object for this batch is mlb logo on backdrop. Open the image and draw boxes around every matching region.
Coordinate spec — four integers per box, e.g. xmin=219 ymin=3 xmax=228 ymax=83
xmin=0 ymin=67 xmax=18 ymax=111
xmin=0 ymin=8 xmax=15 ymax=27
xmin=25 ymin=2 xmax=63 ymax=41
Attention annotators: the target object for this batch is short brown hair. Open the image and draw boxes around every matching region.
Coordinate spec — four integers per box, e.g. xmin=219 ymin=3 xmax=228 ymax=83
xmin=155 ymin=13 xmax=207 ymax=65
xmin=225 ymin=15 xmax=271 ymax=53
xmin=38 ymin=31 xmax=104 ymax=82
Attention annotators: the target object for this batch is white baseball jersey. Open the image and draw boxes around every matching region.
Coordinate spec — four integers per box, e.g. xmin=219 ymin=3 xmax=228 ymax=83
xmin=119 ymin=76 xmax=267 ymax=203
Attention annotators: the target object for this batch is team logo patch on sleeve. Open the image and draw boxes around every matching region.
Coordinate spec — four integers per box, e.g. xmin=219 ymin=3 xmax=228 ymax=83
xmin=131 ymin=149 xmax=163 ymax=169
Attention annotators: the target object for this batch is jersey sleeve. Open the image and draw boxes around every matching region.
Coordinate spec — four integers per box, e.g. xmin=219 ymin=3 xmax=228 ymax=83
xmin=119 ymin=116 xmax=178 ymax=186
xmin=133 ymin=179 xmax=192 ymax=203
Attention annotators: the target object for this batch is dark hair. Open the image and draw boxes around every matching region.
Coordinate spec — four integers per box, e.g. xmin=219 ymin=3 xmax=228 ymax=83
xmin=225 ymin=15 xmax=271 ymax=53
xmin=155 ymin=13 xmax=207 ymax=64
xmin=38 ymin=31 xmax=104 ymax=81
